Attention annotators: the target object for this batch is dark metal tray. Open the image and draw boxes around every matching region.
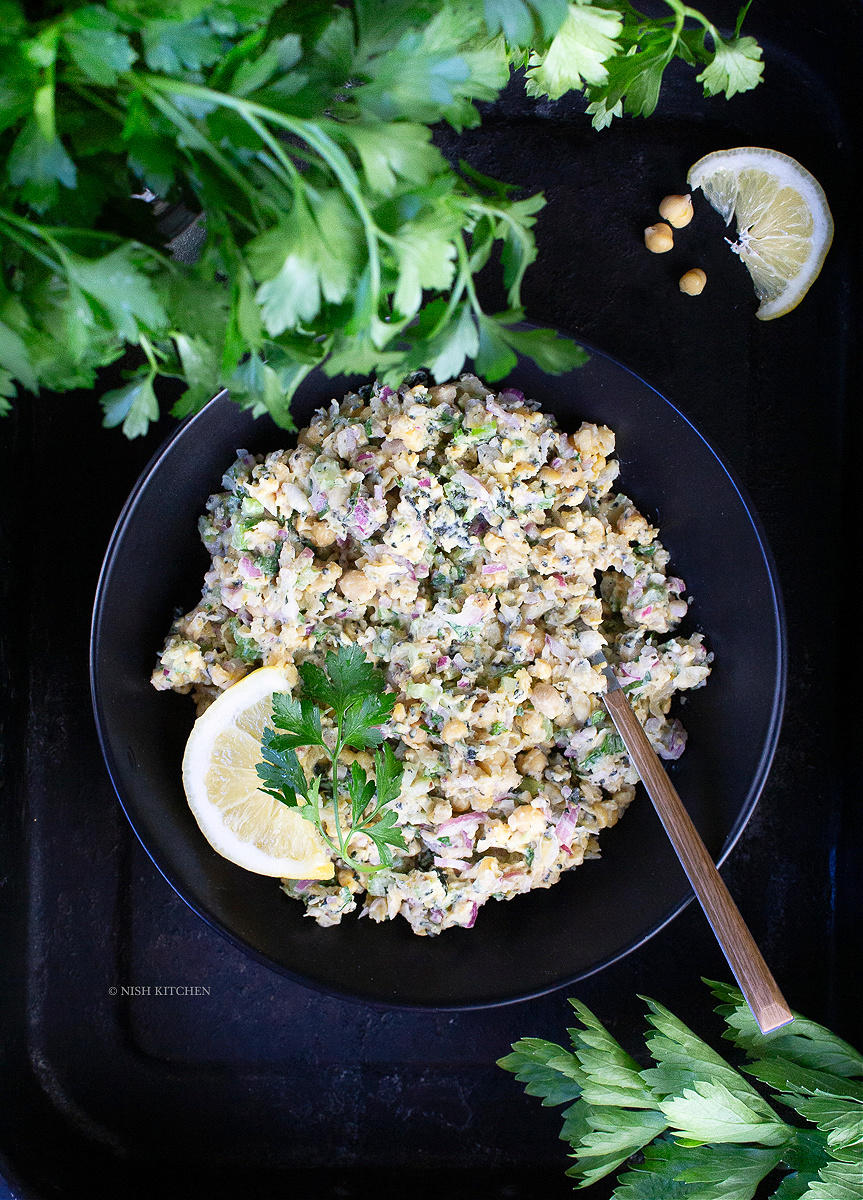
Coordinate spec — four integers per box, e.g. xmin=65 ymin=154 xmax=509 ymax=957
xmin=2 ymin=2 xmax=860 ymax=1196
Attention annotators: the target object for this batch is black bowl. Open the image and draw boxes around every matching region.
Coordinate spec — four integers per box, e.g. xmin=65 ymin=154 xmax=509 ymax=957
xmin=90 ymin=346 xmax=785 ymax=1008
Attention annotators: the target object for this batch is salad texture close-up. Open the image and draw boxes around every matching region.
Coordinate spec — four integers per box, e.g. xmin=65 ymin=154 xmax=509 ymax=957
xmin=153 ymin=374 xmax=712 ymax=934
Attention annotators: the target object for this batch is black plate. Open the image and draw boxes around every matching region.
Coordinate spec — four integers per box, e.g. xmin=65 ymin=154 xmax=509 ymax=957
xmin=90 ymin=345 xmax=785 ymax=1008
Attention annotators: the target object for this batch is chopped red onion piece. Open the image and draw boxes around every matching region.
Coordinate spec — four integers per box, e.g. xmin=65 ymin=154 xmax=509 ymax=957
xmin=485 ymin=396 xmax=521 ymax=428
xmin=555 ymin=805 xmax=581 ymax=851
xmin=351 ymin=498 xmax=371 ymax=537
xmin=436 ymin=812 xmax=484 ymax=837
xmin=239 ymin=555 xmax=262 ymax=578
xmin=482 ymin=564 xmax=506 ymax=574
xmin=453 ymin=469 xmax=492 ymax=503
xmin=658 ymin=719 xmax=687 ymax=761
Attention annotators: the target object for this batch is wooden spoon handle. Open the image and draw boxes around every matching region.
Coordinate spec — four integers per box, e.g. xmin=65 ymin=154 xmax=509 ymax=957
xmin=603 ymin=687 xmax=793 ymax=1034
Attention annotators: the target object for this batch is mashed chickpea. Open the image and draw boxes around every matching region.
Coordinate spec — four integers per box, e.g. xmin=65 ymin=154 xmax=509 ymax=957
xmin=153 ymin=375 xmax=711 ymax=935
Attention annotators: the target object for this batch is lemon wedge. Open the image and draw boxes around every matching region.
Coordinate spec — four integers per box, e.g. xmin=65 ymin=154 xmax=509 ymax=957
xmin=687 ymin=147 xmax=833 ymax=320
xmin=181 ymin=667 xmax=333 ymax=879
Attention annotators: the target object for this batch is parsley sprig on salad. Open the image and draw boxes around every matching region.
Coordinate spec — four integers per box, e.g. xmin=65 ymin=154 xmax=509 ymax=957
xmin=0 ymin=0 xmax=762 ymax=436
xmin=256 ymin=644 xmax=408 ymax=873
xmin=499 ymin=979 xmax=863 ymax=1198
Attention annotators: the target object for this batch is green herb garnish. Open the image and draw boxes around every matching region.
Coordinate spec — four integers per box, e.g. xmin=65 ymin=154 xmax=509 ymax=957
xmin=256 ymin=644 xmax=407 ymax=873
xmin=579 ymin=730 xmax=626 ymax=768
xmin=225 ymin=617 xmax=260 ymax=664
xmin=0 ymin=1 xmax=762 ymax=435
xmin=499 ymin=979 xmax=863 ymax=1198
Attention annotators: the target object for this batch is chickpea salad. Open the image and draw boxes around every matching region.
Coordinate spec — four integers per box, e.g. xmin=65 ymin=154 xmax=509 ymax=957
xmin=153 ymin=375 xmax=711 ymax=936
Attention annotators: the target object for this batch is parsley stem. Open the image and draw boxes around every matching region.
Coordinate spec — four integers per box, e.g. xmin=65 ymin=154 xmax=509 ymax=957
xmin=138 ymin=83 xmax=268 ymax=228
xmin=142 ymin=75 xmax=387 ymax=346
xmin=458 ymin=235 xmax=485 ymax=321
xmin=0 ymin=213 xmax=63 ymax=272
xmin=422 ymin=232 xmax=471 ymax=341
xmin=468 ymin=200 xmax=535 ymax=304
xmin=735 ymin=0 xmax=753 ymax=37
xmin=329 ymin=713 xmax=348 ymax=861
xmin=65 ymin=82 xmax=127 ymax=125
xmin=138 ymin=333 xmax=160 ymax=375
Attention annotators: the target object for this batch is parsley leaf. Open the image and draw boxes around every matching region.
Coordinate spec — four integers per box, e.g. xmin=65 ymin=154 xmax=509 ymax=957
xmin=6 ymin=116 xmax=77 ymax=212
xmin=61 ymin=7 xmax=137 ymax=88
xmin=708 ymin=978 xmax=863 ymax=1079
xmin=563 ymin=1103 xmax=670 ymax=1188
xmin=617 ymin=1138 xmax=784 ymax=1200
xmin=497 ymin=1037 xmax=585 ymax=1106
xmin=569 ymin=997 xmax=660 ymax=1109
xmin=300 ymin=643 xmax=384 ymax=712
xmin=483 ymin=0 xmax=569 ymax=48
xmin=269 ymin=692 xmax=325 ymax=749
xmin=502 ymin=981 xmax=863 ymax=1199
xmin=100 ymin=373 xmax=159 ymax=439
xmin=525 ymin=2 xmax=623 ymax=98
xmin=795 ymin=1152 xmax=863 ymax=1200
xmin=258 ymin=644 xmax=406 ymax=873
xmin=143 ymin=18 xmax=223 ymax=75
xmin=697 ymin=33 xmax=764 ymax=100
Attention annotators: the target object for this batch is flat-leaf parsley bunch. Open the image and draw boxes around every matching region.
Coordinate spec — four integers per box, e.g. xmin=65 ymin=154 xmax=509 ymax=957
xmin=0 ymin=0 xmax=763 ymax=435
xmin=499 ymin=979 xmax=863 ymax=1198
xmin=256 ymin=644 xmax=408 ymax=873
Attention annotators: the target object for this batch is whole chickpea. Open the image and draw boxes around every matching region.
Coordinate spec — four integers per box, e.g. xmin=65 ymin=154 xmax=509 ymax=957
xmin=644 ymin=222 xmax=674 ymax=253
xmin=530 ymin=682 xmax=565 ymax=720
xmin=516 ymin=747 xmax=547 ymax=777
xmin=679 ymin=268 xmax=707 ymax=295
xmin=519 ymin=710 xmax=547 ymax=741
xmin=338 ymin=569 xmax=375 ymax=604
xmin=659 ymin=193 xmax=693 ymax=228
xmin=441 ymin=718 xmax=468 ymax=745
xmin=297 ymin=516 xmax=336 ymax=548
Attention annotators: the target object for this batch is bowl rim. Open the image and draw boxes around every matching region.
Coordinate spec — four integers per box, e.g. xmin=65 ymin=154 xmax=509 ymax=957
xmin=90 ymin=342 xmax=787 ymax=1010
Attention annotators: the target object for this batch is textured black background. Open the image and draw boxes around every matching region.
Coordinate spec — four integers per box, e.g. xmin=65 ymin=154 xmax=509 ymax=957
xmin=1 ymin=2 xmax=860 ymax=1196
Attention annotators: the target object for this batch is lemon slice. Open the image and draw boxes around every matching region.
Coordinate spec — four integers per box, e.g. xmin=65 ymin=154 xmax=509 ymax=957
xmin=687 ymin=147 xmax=833 ymax=320
xmin=181 ymin=667 xmax=333 ymax=879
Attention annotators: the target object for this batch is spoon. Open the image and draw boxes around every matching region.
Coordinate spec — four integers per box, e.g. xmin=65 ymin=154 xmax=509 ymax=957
xmin=590 ymin=649 xmax=793 ymax=1034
